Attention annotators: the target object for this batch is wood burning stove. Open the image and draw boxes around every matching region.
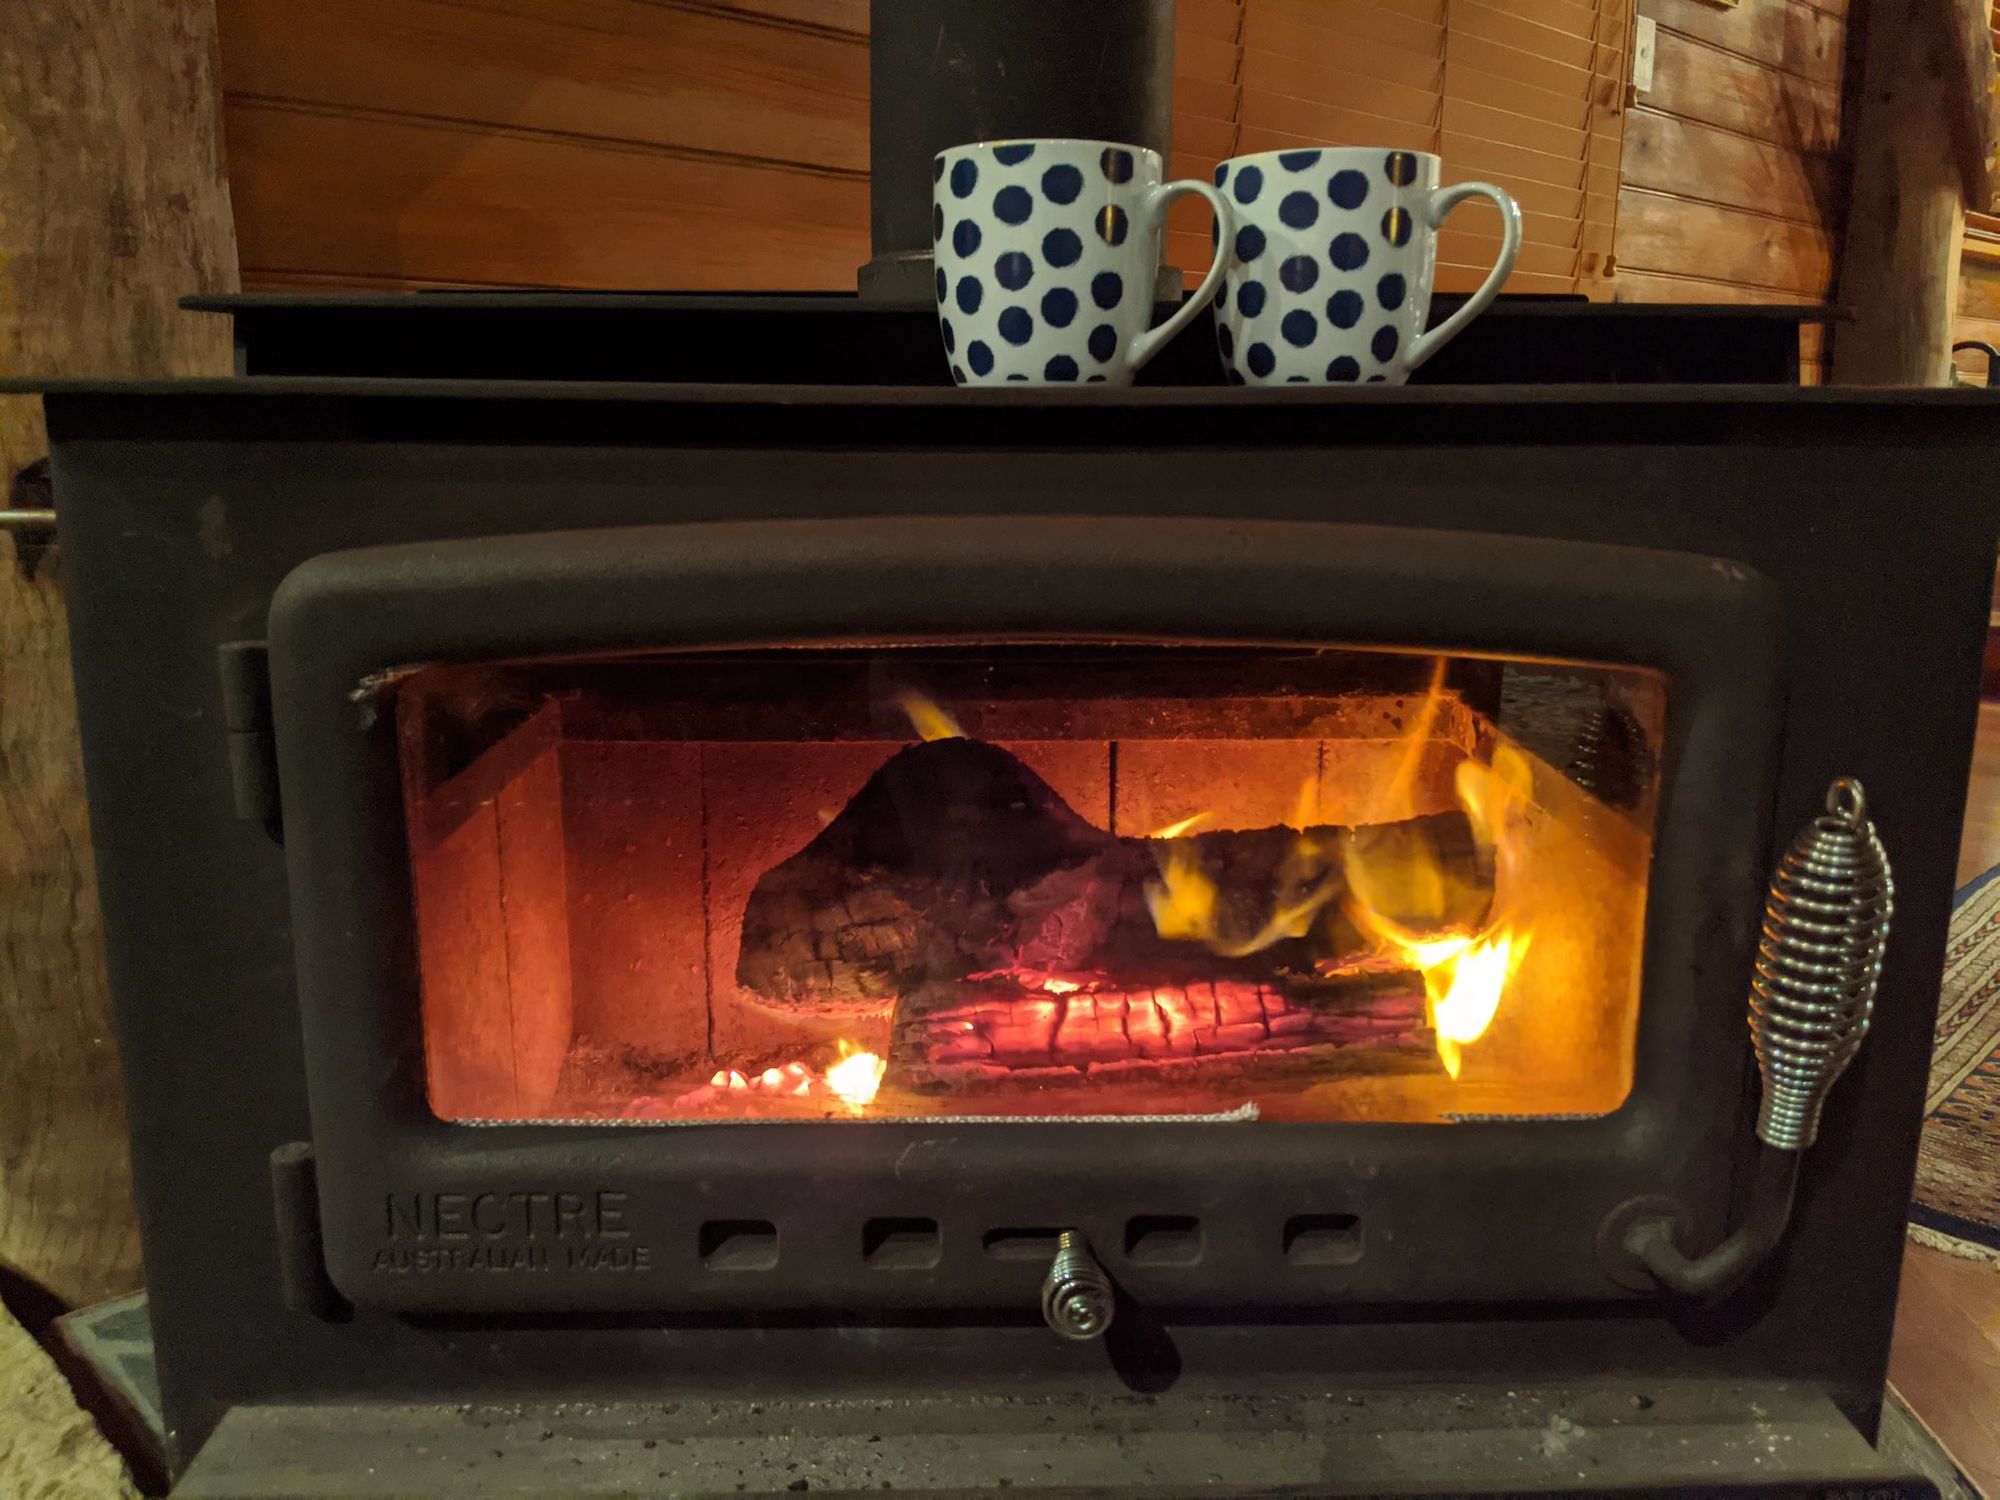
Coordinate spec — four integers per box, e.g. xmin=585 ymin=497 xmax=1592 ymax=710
xmin=273 ymin=513 xmax=1767 ymax=1330
xmin=15 ymin=310 xmax=2000 ymax=1493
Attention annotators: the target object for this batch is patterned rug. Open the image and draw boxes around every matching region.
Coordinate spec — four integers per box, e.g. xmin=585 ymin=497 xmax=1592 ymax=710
xmin=1912 ymin=865 xmax=2000 ymax=1251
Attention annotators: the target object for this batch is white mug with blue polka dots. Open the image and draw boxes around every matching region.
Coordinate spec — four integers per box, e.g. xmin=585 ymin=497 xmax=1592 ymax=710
xmin=933 ymin=139 xmax=1233 ymax=386
xmin=1210 ymin=147 xmax=1522 ymax=385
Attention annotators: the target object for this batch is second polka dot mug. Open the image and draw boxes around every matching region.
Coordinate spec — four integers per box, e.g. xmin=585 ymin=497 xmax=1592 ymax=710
xmin=1210 ymin=147 xmax=1522 ymax=385
xmin=933 ymin=139 xmax=1233 ymax=386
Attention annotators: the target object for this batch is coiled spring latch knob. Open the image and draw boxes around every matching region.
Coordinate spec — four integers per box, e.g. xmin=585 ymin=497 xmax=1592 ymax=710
xmin=1750 ymin=777 xmax=1894 ymax=1151
xmin=1040 ymin=1231 xmax=1114 ymax=1341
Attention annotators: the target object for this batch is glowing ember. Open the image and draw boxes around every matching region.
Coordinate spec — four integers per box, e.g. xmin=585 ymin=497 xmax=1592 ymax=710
xmin=825 ymin=1048 xmax=887 ymax=1107
xmin=897 ymin=690 xmax=964 ymax=743
xmin=1040 ymin=977 xmax=1082 ymax=994
xmin=636 ymin=1045 xmax=887 ymax=1118
xmin=1148 ymin=811 xmax=1209 ymax=839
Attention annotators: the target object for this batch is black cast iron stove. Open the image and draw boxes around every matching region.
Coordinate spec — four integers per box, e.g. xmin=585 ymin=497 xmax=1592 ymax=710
xmin=11 ymin=290 xmax=2000 ymax=1496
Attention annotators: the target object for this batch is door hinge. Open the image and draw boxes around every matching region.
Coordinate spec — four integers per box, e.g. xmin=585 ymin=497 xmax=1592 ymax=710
xmin=219 ymin=641 xmax=282 ymax=842
xmin=269 ymin=1143 xmax=350 ymax=1322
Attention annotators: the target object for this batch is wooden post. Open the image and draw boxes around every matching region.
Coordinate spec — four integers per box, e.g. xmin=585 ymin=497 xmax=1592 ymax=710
xmin=1831 ymin=0 xmax=1997 ymax=385
xmin=0 ymin=1 xmax=239 ymax=1308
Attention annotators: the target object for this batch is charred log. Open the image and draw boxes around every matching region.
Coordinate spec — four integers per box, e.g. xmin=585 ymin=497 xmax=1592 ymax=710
xmin=736 ymin=738 xmax=1493 ymax=1014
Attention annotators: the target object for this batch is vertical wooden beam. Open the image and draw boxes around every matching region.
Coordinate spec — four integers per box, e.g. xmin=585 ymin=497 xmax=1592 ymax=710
xmin=1832 ymin=0 xmax=1996 ymax=384
xmin=0 ymin=1 xmax=238 ymax=1307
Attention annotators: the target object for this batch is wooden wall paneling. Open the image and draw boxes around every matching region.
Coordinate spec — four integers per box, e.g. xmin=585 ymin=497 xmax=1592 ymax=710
xmin=1621 ymin=107 xmax=1837 ymax=224
xmin=1616 ymin=0 xmax=1848 ymax=309
xmin=1618 ymin=187 xmax=1833 ymax=292
xmin=1614 ymin=268 xmax=1820 ymax=301
xmin=1638 ymin=0 xmax=1845 ymax=78
xmin=1958 ymin=255 xmax=2000 ymax=318
xmin=1952 ymin=225 xmax=2000 ymax=380
xmin=1641 ymin=23 xmax=1841 ymax=150
xmin=216 ymin=0 xmax=869 ymax=172
xmin=225 ymin=101 xmax=870 ymax=290
xmin=1 ymin=0 xmax=239 ymax=1310
xmin=218 ymin=0 xmax=870 ymax=290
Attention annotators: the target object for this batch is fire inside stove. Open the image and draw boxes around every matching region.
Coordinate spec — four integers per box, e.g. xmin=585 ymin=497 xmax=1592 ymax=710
xmin=395 ymin=646 xmax=1660 ymax=1124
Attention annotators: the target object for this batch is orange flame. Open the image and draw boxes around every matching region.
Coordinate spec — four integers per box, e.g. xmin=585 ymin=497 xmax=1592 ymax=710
xmin=825 ymin=1046 xmax=886 ymax=1108
xmin=1342 ymin=665 xmax=1536 ymax=1079
xmin=1143 ymin=776 xmax=1336 ymax=958
xmin=897 ymin=691 xmax=964 ymax=742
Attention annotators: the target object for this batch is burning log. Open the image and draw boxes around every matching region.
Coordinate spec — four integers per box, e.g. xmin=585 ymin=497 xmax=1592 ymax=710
xmin=736 ymin=738 xmax=1494 ymax=1060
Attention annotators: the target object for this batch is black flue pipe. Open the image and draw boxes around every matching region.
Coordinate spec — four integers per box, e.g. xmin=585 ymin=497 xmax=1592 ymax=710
xmin=860 ymin=0 xmax=1177 ymax=300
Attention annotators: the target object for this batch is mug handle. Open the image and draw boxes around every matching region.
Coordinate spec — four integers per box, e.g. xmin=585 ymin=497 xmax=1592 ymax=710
xmin=1401 ymin=181 xmax=1523 ymax=376
xmin=1127 ymin=180 xmax=1235 ymax=374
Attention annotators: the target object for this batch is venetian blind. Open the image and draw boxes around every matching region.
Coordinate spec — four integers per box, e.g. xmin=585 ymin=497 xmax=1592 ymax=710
xmin=1170 ymin=0 xmax=1634 ymax=296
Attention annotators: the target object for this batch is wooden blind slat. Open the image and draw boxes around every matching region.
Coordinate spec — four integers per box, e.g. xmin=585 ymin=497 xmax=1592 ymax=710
xmin=1452 ymin=0 xmax=1601 ymax=72
xmin=1443 ymin=29 xmax=1600 ymax=100
xmin=1238 ymin=65 xmax=1446 ymax=133
xmin=1510 ymin=0 xmax=1626 ymax=42
xmin=1438 ymin=265 xmax=1578 ymax=293
xmin=1238 ymin=13 xmax=1444 ymax=91
xmin=1246 ymin=0 xmax=1447 ymax=61
xmin=1179 ymin=0 xmax=1245 ymax=44
xmin=1438 ymin=235 xmax=1583 ymax=278
xmin=1180 ymin=0 xmax=1631 ymax=299
xmin=1237 ymin=113 xmax=1436 ymax=157
xmin=1176 ymin=30 xmax=1245 ymax=84
xmin=1443 ymin=95 xmax=1599 ymax=166
xmin=1173 ymin=113 xmax=1239 ymax=163
xmin=1178 ymin=75 xmax=1243 ymax=123
xmin=1443 ymin=58 xmax=1606 ymax=136
xmin=1443 ymin=132 xmax=1620 ymax=201
xmin=1440 ymin=201 xmax=1600 ymax=256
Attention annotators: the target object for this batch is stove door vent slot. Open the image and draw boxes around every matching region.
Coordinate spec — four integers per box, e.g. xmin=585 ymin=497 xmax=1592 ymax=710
xmin=1124 ymin=1215 xmax=1203 ymax=1266
xmin=862 ymin=1217 xmax=941 ymax=1270
xmin=982 ymin=1228 xmax=1062 ymax=1261
xmin=1284 ymin=1214 xmax=1364 ymax=1266
xmin=698 ymin=1219 xmax=777 ymax=1271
